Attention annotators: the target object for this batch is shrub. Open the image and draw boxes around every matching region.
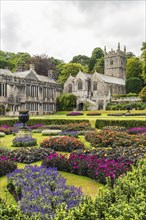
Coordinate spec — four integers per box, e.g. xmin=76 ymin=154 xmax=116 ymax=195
xmin=41 ymin=129 xmax=62 ymax=136
xmin=40 ymin=136 xmax=85 ymax=152
xmin=139 ymin=86 xmax=146 ymax=102
xmin=54 ymin=161 xmax=146 ymax=220
xmin=102 ymin=126 xmax=126 ymax=132
xmin=95 ymin=119 xmax=146 ymax=129
xmin=86 ymin=112 xmax=101 ymax=116
xmin=66 ymin=112 xmax=84 ymax=116
xmin=0 ymin=156 xmax=17 ymax=177
xmin=126 ymin=77 xmax=142 ymax=94
xmin=0 ymin=132 xmax=5 ymax=137
xmin=9 ymin=147 xmax=54 ymax=164
xmin=57 ymin=93 xmax=77 ymax=111
xmin=12 ymin=137 xmax=37 ymax=147
xmin=61 ymin=122 xmax=91 ymax=131
xmin=0 ymin=147 xmax=11 ymax=157
xmin=7 ymin=166 xmax=83 ymax=219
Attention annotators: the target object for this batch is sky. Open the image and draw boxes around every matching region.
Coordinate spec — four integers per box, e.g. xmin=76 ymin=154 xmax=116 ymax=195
xmin=1 ymin=0 xmax=146 ymax=62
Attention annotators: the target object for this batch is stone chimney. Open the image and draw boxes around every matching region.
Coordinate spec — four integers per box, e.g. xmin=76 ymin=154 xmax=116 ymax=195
xmin=30 ymin=64 xmax=35 ymax=71
xmin=48 ymin=70 xmax=54 ymax=79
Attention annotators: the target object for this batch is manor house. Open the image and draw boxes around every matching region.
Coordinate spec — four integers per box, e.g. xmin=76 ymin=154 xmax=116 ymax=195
xmin=0 ymin=65 xmax=61 ymax=116
xmin=64 ymin=43 xmax=126 ymax=110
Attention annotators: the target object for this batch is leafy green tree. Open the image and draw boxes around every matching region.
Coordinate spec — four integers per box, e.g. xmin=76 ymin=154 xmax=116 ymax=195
xmin=93 ymin=57 xmax=104 ymax=74
xmin=56 ymin=93 xmax=77 ymax=111
xmin=126 ymin=51 xmax=135 ymax=59
xmin=70 ymin=55 xmax=90 ymax=67
xmin=141 ymin=42 xmax=146 ymax=84
xmin=88 ymin=47 xmax=104 ymax=72
xmin=126 ymin=57 xmax=142 ymax=79
xmin=57 ymin=63 xmax=87 ymax=84
xmin=139 ymin=86 xmax=146 ymax=102
xmin=126 ymin=77 xmax=142 ymax=94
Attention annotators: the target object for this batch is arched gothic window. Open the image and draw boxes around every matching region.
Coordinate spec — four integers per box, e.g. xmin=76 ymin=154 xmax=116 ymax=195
xmin=78 ymin=79 xmax=82 ymax=90
xmin=68 ymin=84 xmax=72 ymax=93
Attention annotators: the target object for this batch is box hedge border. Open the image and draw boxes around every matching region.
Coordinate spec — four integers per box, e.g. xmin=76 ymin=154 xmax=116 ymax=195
xmin=95 ymin=119 xmax=146 ymax=129
xmin=0 ymin=119 xmax=89 ymax=127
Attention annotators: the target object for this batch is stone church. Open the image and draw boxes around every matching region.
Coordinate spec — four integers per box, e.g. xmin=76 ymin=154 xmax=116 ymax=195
xmin=0 ymin=65 xmax=61 ymax=116
xmin=64 ymin=43 xmax=126 ymax=110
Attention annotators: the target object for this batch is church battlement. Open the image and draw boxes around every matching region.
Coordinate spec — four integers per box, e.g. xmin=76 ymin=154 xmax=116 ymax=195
xmin=104 ymin=43 xmax=126 ymax=80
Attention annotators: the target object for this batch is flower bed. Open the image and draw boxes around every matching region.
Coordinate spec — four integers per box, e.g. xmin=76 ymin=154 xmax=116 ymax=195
xmin=7 ymin=166 xmax=83 ymax=218
xmin=9 ymin=147 xmax=54 ymax=164
xmin=42 ymin=153 xmax=132 ymax=184
xmin=0 ymin=132 xmax=5 ymax=137
xmin=40 ymin=136 xmax=85 ymax=152
xmin=0 ymin=125 xmax=12 ymax=135
xmin=0 ymin=156 xmax=17 ymax=177
xmin=85 ymin=130 xmax=146 ymax=148
xmin=66 ymin=111 xmax=84 ymax=116
xmin=102 ymin=126 xmax=126 ymax=132
xmin=41 ymin=129 xmax=62 ymax=136
xmin=12 ymin=136 xmax=37 ymax=147
xmin=61 ymin=122 xmax=91 ymax=131
xmin=127 ymin=127 xmax=146 ymax=134
xmin=59 ymin=130 xmax=79 ymax=137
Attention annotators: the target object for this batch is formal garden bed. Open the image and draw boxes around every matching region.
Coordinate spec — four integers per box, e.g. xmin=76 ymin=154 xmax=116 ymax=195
xmin=0 ymin=117 xmax=146 ymax=219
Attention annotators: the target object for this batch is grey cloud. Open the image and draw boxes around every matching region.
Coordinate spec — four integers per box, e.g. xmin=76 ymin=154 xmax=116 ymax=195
xmin=2 ymin=13 xmax=20 ymax=50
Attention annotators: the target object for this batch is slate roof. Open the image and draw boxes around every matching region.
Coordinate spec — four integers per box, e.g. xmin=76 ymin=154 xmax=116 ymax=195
xmin=0 ymin=69 xmax=56 ymax=84
xmin=94 ymin=72 xmax=125 ymax=85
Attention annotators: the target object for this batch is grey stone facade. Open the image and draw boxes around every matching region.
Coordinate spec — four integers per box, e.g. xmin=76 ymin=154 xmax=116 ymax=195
xmin=64 ymin=43 xmax=126 ymax=110
xmin=0 ymin=65 xmax=61 ymax=116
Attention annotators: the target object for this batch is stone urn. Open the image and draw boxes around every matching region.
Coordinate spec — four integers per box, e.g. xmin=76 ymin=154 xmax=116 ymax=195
xmin=19 ymin=110 xmax=29 ymax=129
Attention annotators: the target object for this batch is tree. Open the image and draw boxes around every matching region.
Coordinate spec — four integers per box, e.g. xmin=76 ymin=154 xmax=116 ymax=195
xmin=88 ymin=47 xmax=104 ymax=72
xmin=93 ymin=57 xmax=104 ymax=74
xmin=70 ymin=55 xmax=90 ymax=67
xmin=31 ymin=54 xmax=56 ymax=76
xmin=126 ymin=52 xmax=135 ymax=59
xmin=126 ymin=77 xmax=142 ymax=94
xmin=57 ymin=63 xmax=87 ymax=84
xmin=141 ymin=42 xmax=146 ymax=84
xmin=139 ymin=86 xmax=146 ymax=102
xmin=126 ymin=57 xmax=142 ymax=79
xmin=56 ymin=93 xmax=77 ymax=111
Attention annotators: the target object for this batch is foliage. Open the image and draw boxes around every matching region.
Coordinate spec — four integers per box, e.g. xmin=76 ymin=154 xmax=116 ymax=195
xmin=12 ymin=136 xmax=37 ymax=147
xmin=0 ymin=132 xmax=5 ymax=137
xmin=95 ymin=119 xmax=146 ymax=129
xmin=70 ymin=55 xmax=90 ymax=67
xmin=139 ymin=86 xmax=146 ymax=101
xmin=93 ymin=57 xmax=104 ymax=74
xmin=0 ymin=147 xmax=11 ymax=157
xmin=66 ymin=111 xmax=83 ymax=116
xmin=112 ymin=92 xmax=138 ymax=98
xmin=57 ymin=63 xmax=87 ymax=84
xmin=0 ymin=125 xmax=12 ymax=134
xmin=106 ymin=102 xmax=146 ymax=110
xmin=61 ymin=122 xmax=92 ymax=131
xmin=7 ymin=166 xmax=83 ymax=219
xmin=127 ymin=127 xmax=146 ymax=134
xmin=0 ymin=156 xmax=17 ymax=177
xmin=40 ymin=136 xmax=85 ymax=152
xmin=57 ymin=94 xmax=77 ymax=111
xmin=0 ymin=198 xmax=37 ymax=220
xmin=0 ymin=119 xmax=89 ymax=127
xmin=141 ymin=42 xmax=146 ymax=84
xmin=102 ymin=126 xmax=126 ymax=132
xmin=9 ymin=147 xmax=53 ymax=164
xmin=85 ymin=130 xmax=146 ymax=148
xmin=42 ymin=153 xmax=132 ymax=185
xmin=126 ymin=77 xmax=142 ymax=93
xmin=59 ymin=130 xmax=79 ymax=137
xmin=126 ymin=57 xmax=142 ymax=79
xmin=88 ymin=47 xmax=104 ymax=72
xmin=54 ymin=161 xmax=146 ymax=220
xmin=0 ymin=50 xmax=31 ymax=72
xmin=86 ymin=112 xmax=101 ymax=116
xmin=42 ymin=129 xmax=62 ymax=136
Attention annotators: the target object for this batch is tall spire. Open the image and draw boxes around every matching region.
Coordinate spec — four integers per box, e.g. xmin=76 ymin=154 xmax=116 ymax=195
xmin=124 ymin=46 xmax=126 ymax=53
xmin=104 ymin=46 xmax=106 ymax=54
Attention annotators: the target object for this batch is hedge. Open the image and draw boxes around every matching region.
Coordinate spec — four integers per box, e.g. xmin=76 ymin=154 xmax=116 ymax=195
xmin=0 ymin=119 xmax=89 ymax=127
xmin=95 ymin=119 xmax=146 ymax=129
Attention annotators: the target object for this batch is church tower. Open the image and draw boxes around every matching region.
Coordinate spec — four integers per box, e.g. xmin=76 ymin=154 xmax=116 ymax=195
xmin=104 ymin=43 xmax=126 ymax=79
